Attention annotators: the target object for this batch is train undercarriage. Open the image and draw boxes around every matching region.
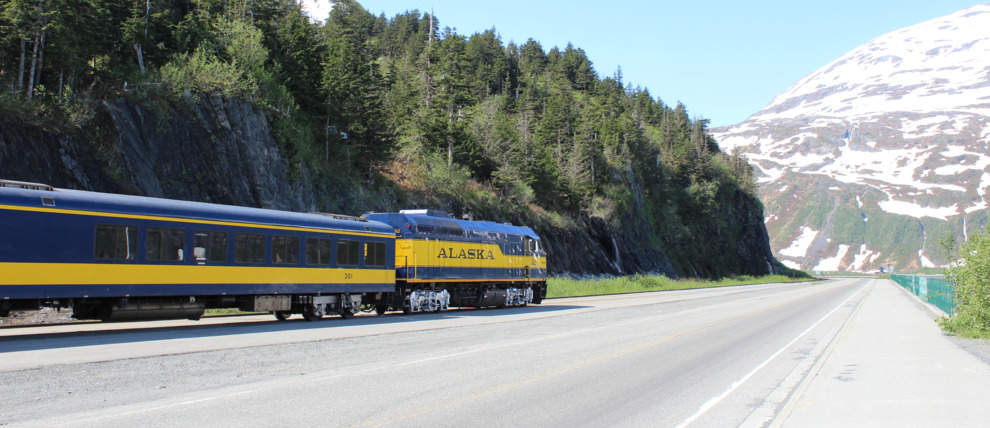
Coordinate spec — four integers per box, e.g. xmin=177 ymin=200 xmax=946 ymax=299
xmin=0 ymin=281 xmax=548 ymax=323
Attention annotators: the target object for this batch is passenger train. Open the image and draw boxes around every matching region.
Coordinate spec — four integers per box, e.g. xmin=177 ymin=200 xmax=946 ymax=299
xmin=0 ymin=179 xmax=547 ymax=322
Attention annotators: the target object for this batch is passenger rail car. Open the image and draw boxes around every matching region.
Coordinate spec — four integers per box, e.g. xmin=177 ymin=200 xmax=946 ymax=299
xmin=0 ymin=180 xmax=548 ymax=323
xmin=0 ymin=180 xmax=395 ymax=321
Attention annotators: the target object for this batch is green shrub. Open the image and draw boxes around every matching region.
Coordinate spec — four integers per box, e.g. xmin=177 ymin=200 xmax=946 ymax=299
xmin=160 ymin=48 xmax=252 ymax=97
xmin=942 ymin=231 xmax=990 ymax=337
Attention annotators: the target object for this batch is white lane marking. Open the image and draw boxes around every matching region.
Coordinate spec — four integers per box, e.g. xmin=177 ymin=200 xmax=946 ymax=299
xmin=104 ymin=389 xmax=259 ymax=420
xmin=675 ymin=282 xmax=869 ymax=428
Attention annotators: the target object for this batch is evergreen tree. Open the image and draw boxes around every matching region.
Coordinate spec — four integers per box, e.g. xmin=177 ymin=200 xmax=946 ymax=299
xmin=261 ymin=0 xmax=326 ymax=113
xmin=518 ymin=38 xmax=545 ymax=78
xmin=465 ymin=28 xmax=507 ymax=100
xmin=562 ymin=43 xmax=595 ymax=90
xmin=323 ymin=0 xmax=392 ymax=178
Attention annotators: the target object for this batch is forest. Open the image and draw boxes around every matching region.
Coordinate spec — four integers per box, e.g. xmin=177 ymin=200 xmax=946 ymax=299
xmin=0 ymin=0 xmax=770 ymax=276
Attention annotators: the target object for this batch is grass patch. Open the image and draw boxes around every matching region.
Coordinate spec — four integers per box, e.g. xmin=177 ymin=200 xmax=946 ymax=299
xmin=547 ymin=274 xmax=805 ymax=299
xmin=204 ymin=308 xmax=261 ymax=317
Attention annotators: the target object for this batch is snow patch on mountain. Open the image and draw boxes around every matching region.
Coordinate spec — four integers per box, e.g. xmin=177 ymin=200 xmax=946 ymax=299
xmin=781 ymin=260 xmax=802 ymax=270
xmin=878 ymin=198 xmax=959 ymax=220
xmin=815 ymin=244 xmax=851 ymax=271
xmin=850 ymin=244 xmax=879 ymax=271
xmin=779 ymin=227 xmax=818 ymax=258
xmin=966 ymin=172 xmax=990 ymax=213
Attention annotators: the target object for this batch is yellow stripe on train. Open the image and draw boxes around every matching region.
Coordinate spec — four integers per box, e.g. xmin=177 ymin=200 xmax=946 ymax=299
xmin=0 ymin=263 xmax=395 ymax=286
xmin=394 ymin=239 xmax=547 ymax=270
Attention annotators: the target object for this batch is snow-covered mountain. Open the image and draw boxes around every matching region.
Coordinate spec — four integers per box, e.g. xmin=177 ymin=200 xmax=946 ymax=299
xmin=713 ymin=4 xmax=990 ymax=272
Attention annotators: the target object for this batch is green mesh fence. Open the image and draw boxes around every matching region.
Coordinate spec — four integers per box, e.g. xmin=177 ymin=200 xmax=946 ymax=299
xmin=890 ymin=274 xmax=956 ymax=315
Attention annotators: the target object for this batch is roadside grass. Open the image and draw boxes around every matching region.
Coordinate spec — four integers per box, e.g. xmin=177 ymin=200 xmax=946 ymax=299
xmin=938 ymin=319 xmax=988 ymax=339
xmin=204 ymin=308 xmax=261 ymax=317
xmin=547 ymin=274 xmax=807 ymax=299
xmin=203 ymin=274 xmax=808 ymax=316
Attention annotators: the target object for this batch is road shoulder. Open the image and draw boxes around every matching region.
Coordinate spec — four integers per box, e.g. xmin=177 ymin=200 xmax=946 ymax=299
xmin=776 ymin=279 xmax=990 ymax=426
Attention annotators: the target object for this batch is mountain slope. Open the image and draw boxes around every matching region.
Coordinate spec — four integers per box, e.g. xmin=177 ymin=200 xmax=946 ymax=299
xmin=713 ymin=4 xmax=990 ymax=272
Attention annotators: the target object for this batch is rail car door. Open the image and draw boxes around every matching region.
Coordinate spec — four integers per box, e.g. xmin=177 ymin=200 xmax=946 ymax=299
xmin=524 ymin=238 xmax=536 ymax=280
xmin=373 ymin=241 xmax=389 ymax=286
xmin=509 ymin=242 xmax=525 ymax=279
xmin=423 ymin=237 xmax=431 ymax=281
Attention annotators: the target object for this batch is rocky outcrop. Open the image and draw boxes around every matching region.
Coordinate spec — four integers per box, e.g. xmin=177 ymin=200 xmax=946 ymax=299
xmin=534 ymin=216 xmax=671 ymax=278
xmin=98 ymin=95 xmax=318 ymax=211
xmin=1 ymin=95 xmax=316 ymax=211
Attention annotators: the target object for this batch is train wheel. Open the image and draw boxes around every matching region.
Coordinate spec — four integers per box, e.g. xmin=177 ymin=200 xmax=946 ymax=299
xmin=375 ymin=304 xmax=389 ymax=315
xmin=339 ymin=308 xmax=355 ymax=319
xmin=273 ymin=311 xmax=292 ymax=321
xmin=302 ymin=306 xmax=323 ymax=321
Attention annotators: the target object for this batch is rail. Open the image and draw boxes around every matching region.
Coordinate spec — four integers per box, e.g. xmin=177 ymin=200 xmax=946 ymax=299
xmin=0 ymin=179 xmax=54 ymax=191
xmin=890 ymin=274 xmax=956 ymax=315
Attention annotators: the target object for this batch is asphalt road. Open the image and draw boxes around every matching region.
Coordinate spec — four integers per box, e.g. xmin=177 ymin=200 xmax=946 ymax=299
xmin=1 ymin=278 xmax=870 ymax=427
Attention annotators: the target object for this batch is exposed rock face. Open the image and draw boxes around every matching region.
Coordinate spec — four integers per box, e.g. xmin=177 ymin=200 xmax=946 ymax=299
xmin=98 ymin=96 xmax=318 ymax=211
xmin=1 ymin=96 xmax=316 ymax=211
xmin=1 ymin=96 xmax=777 ymax=278
xmin=0 ymin=114 xmax=109 ymax=192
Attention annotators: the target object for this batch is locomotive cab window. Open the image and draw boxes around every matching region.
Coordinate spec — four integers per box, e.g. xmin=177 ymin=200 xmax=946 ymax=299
xmin=147 ymin=228 xmax=186 ymax=261
xmin=365 ymin=242 xmax=386 ymax=267
xmin=272 ymin=235 xmax=300 ymax=264
xmin=94 ymin=224 xmax=137 ymax=260
xmin=337 ymin=239 xmax=360 ymax=266
xmin=306 ymin=238 xmax=332 ymax=266
xmin=194 ymin=231 xmax=228 ymax=262
xmin=234 ymin=233 xmax=266 ymax=263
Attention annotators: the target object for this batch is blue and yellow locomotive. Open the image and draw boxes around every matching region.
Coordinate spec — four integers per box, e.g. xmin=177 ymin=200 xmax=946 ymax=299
xmin=0 ymin=179 xmax=547 ymax=322
xmin=365 ymin=210 xmax=548 ymax=312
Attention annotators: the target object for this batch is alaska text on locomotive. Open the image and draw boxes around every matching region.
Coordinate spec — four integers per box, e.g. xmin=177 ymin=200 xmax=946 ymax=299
xmin=436 ymin=247 xmax=496 ymax=260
